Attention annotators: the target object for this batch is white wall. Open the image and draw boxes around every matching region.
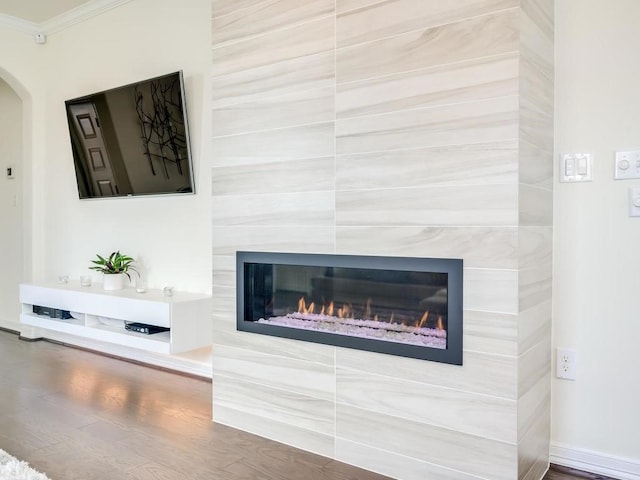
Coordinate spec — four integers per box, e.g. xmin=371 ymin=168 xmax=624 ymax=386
xmin=0 ymin=0 xmax=211 ymax=294
xmin=0 ymin=27 xmax=47 ymax=328
xmin=553 ymin=0 xmax=640 ymax=471
xmin=0 ymin=79 xmax=23 ymax=329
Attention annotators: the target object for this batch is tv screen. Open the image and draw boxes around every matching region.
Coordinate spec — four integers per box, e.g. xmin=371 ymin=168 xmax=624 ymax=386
xmin=65 ymin=71 xmax=195 ymax=199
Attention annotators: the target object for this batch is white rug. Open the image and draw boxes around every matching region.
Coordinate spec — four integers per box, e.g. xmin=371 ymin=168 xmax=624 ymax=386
xmin=0 ymin=449 xmax=50 ymax=480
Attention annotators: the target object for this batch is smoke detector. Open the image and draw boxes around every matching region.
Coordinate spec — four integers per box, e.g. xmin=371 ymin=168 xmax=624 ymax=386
xmin=33 ymin=33 xmax=47 ymax=44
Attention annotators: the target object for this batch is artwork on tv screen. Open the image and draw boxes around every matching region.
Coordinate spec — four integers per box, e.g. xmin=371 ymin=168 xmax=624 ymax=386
xmin=65 ymin=71 xmax=195 ymax=199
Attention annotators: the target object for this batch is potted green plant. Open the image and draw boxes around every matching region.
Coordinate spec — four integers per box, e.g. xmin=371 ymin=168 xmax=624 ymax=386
xmin=89 ymin=251 xmax=137 ymax=290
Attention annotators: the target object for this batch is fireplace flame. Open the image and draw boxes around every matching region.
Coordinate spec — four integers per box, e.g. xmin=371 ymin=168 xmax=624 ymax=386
xmin=298 ymin=298 xmax=317 ymax=314
xmin=312 ymin=301 xmax=339 ymax=317
xmin=337 ymin=304 xmax=352 ymax=318
xmin=437 ymin=315 xmax=444 ymax=331
xmin=417 ymin=310 xmax=430 ymax=329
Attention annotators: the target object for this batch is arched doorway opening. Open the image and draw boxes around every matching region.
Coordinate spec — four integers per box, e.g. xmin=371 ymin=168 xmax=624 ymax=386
xmin=0 ymin=68 xmax=32 ymax=332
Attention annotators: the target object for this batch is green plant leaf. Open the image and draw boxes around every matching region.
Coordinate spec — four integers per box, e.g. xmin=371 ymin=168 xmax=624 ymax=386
xmin=89 ymin=251 xmax=136 ymax=275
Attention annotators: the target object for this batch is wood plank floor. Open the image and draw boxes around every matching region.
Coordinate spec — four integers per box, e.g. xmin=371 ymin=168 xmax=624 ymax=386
xmin=0 ymin=330 xmax=615 ymax=480
xmin=545 ymin=465 xmax=618 ymax=480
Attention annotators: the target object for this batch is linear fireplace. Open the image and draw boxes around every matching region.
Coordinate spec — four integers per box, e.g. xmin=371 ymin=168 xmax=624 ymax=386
xmin=237 ymin=252 xmax=463 ymax=365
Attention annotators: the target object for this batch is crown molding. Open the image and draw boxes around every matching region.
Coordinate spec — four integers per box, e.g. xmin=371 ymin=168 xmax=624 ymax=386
xmin=0 ymin=0 xmax=133 ymax=40
xmin=0 ymin=14 xmax=40 ymax=35
xmin=41 ymin=0 xmax=133 ymax=35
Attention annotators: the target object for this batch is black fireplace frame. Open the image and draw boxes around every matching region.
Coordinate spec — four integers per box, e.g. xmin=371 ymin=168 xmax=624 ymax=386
xmin=236 ymin=251 xmax=463 ymax=365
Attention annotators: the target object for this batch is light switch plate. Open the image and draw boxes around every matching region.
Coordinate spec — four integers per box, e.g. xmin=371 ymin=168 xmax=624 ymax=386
xmin=629 ymin=187 xmax=640 ymax=217
xmin=560 ymin=153 xmax=592 ymax=182
xmin=615 ymin=150 xmax=640 ymax=179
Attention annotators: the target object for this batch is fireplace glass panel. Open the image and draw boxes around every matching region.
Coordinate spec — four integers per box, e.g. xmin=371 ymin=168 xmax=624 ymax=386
xmin=237 ymin=252 xmax=463 ymax=364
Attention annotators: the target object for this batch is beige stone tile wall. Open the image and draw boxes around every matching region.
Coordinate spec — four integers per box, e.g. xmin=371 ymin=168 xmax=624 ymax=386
xmin=211 ymin=0 xmax=554 ymax=478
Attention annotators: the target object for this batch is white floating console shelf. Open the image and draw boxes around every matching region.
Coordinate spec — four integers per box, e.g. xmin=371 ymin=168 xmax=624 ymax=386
xmin=20 ymin=282 xmax=212 ymax=355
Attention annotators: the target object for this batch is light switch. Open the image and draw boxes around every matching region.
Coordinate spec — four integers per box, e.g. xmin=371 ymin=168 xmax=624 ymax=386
xmin=577 ymin=156 xmax=588 ymax=175
xmin=560 ymin=153 xmax=592 ymax=182
xmin=565 ymin=158 xmax=575 ymax=176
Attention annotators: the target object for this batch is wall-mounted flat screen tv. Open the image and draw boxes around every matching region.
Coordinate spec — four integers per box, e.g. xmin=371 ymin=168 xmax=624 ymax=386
xmin=65 ymin=71 xmax=195 ymax=199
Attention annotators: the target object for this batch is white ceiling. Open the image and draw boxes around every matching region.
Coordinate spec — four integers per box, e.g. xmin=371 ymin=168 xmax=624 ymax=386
xmin=0 ymin=0 xmax=91 ymax=24
xmin=0 ymin=0 xmax=130 ymax=37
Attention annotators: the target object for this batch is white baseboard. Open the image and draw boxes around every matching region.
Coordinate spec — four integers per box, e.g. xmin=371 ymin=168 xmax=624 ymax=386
xmin=14 ymin=327 xmax=212 ymax=379
xmin=0 ymin=317 xmax=21 ymax=334
xmin=551 ymin=443 xmax=640 ymax=480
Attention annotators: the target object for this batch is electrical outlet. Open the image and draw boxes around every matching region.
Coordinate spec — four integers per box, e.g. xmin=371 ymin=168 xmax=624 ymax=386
xmin=556 ymin=348 xmax=577 ymax=380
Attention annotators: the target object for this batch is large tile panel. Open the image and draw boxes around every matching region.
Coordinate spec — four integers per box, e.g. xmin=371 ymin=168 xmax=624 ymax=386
xmin=336 ymin=140 xmax=518 ymax=189
xmin=336 ymin=96 xmax=519 ymax=155
xmin=518 ymin=373 xmax=550 ymax=442
xmin=336 ymin=404 xmax=517 ymax=480
xmin=518 ymin=300 xmax=551 ymax=354
xmin=336 ymin=367 xmax=517 ymax=443
xmin=214 ymin=402 xmax=335 ymax=458
xmin=212 ymin=191 xmax=335 ymax=226
xmin=464 ymin=268 xmax=519 ymax=314
xmin=518 ymin=337 xmax=551 ymax=395
xmin=337 ymin=0 xmax=518 ymax=48
xmin=520 ymin=2 xmax=554 ymax=70
xmin=336 ymin=9 xmax=519 ymax=84
xmin=519 ymin=227 xmax=553 ymax=270
xmin=212 ymin=254 xmax=235 ymax=287
xmin=213 ymin=0 xmax=334 ymax=47
xmin=336 ymin=226 xmax=518 ymax=269
xmin=212 ymin=225 xmax=336 ymax=256
xmin=212 ymin=329 xmax=336 ymax=366
xmin=212 ymin=0 xmax=265 ymax=18
xmin=519 ymin=138 xmax=553 ymax=189
xmin=212 ymin=122 xmax=335 ymax=165
xmin=211 ymin=284 xmax=236 ymax=328
xmin=213 ymin=17 xmax=334 ymax=77
xmin=336 ymin=348 xmax=517 ymax=399
xmin=336 ymin=185 xmax=518 ymax=227
xmin=213 ymin=87 xmax=334 ymax=137
xmin=517 ymin=403 xmax=550 ymax=479
xmin=336 ymin=438 xmax=488 ymax=480
xmin=521 ymin=457 xmax=550 ymax=480
xmin=518 ymin=264 xmax=552 ymax=312
xmin=336 ymin=54 xmax=519 ymax=118
xmin=212 ymin=52 xmax=335 ymax=108
xmin=519 ymin=185 xmax=553 ymax=226
xmin=519 ymin=102 xmax=554 ymax=155
xmin=213 ymin=156 xmax=334 ymax=196
xmin=212 ymin=344 xmax=335 ymax=401
xmin=214 ymin=374 xmax=335 ymax=436
xmin=520 ymin=54 xmax=553 ymax=119
xmin=521 ymin=0 xmax=554 ymax=41
xmin=464 ymin=309 xmax=518 ymax=356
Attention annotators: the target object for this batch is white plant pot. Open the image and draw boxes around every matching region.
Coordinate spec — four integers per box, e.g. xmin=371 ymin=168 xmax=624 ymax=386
xmin=103 ymin=273 xmax=127 ymax=291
